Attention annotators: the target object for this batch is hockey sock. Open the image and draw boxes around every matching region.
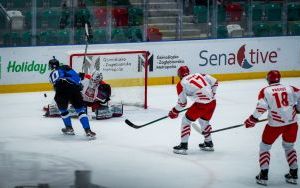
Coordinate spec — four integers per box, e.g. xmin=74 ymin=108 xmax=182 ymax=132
xmin=198 ymin=118 xmax=212 ymax=142
xmin=76 ymin=107 xmax=90 ymax=129
xmin=283 ymin=141 xmax=298 ymax=169
xmin=259 ymin=142 xmax=272 ymax=170
xmin=60 ymin=109 xmax=72 ymax=127
xmin=180 ymin=116 xmax=191 ymax=143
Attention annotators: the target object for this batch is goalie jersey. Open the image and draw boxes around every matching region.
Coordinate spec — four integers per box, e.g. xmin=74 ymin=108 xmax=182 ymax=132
xmin=253 ymin=83 xmax=300 ymax=127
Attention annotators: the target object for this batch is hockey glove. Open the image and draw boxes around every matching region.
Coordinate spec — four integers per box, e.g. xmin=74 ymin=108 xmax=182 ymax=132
xmin=168 ymin=108 xmax=179 ymax=119
xmin=244 ymin=115 xmax=258 ymax=128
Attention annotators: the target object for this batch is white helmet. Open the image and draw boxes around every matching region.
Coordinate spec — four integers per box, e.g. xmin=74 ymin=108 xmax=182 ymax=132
xmin=91 ymin=70 xmax=103 ymax=84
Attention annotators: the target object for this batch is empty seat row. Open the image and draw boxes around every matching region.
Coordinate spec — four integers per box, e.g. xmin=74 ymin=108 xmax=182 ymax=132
xmin=1 ymin=27 xmax=145 ymax=46
xmin=21 ymin=6 xmax=143 ymax=30
xmin=0 ymin=0 xmax=130 ymax=8
xmin=193 ymin=2 xmax=300 ymax=24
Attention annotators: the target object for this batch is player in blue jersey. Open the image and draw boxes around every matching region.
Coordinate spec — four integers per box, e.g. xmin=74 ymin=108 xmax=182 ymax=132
xmin=48 ymin=57 xmax=96 ymax=138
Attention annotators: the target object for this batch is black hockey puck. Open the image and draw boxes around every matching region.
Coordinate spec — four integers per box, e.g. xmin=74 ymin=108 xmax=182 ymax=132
xmin=44 ymin=93 xmax=47 ymax=98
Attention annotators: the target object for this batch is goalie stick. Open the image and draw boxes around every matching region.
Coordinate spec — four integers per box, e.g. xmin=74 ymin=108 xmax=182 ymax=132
xmin=192 ymin=118 xmax=268 ymax=134
xmin=125 ymin=108 xmax=188 ymax=129
xmin=82 ymin=23 xmax=90 ymax=74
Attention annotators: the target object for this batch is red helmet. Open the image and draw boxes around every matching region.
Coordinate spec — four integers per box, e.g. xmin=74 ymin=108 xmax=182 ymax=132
xmin=267 ymin=70 xmax=281 ymax=84
xmin=177 ymin=66 xmax=190 ymax=79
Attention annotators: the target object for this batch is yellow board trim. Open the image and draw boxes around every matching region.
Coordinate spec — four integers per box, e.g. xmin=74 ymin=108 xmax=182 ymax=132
xmin=0 ymin=71 xmax=299 ymax=94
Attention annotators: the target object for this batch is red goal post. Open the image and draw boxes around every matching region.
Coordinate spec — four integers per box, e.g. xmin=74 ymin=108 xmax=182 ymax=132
xmin=69 ymin=50 xmax=149 ymax=109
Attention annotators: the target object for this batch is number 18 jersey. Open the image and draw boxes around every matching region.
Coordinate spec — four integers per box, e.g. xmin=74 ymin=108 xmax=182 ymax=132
xmin=253 ymin=83 xmax=300 ymax=127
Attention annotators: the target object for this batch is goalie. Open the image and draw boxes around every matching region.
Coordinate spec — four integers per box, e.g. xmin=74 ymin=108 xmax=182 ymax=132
xmin=44 ymin=70 xmax=123 ymax=120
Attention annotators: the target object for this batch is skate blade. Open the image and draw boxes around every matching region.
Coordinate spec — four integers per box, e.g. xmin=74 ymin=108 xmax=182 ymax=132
xmin=286 ymin=178 xmax=297 ymax=185
xmin=200 ymin=147 xmax=214 ymax=152
xmin=256 ymin=179 xmax=267 ymax=186
xmin=62 ymin=132 xmax=75 ymax=135
xmin=86 ymin=135 xmax=97 ymax=140
xmin=173 ymin=149 xmax=187 ymax=155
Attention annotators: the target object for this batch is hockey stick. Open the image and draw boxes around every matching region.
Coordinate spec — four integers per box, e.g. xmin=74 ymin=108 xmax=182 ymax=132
xmin=192 ymin=118 xmax=268 ymax=135
xmin=125 ymin=108 xmax=188 ymax=129
xmin=82 ymin=23 xmax=90 ymax=74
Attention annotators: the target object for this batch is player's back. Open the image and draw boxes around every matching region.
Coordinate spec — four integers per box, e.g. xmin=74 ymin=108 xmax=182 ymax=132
xmin=263 ymin=83 xmax=298 ymax=126
xmin=181 ymin=73 xmax=215 ymax=103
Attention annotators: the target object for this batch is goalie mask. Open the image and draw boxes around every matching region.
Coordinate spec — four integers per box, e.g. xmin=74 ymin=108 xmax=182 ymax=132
xmin=89 ymin=71 xmax=103 ymax=87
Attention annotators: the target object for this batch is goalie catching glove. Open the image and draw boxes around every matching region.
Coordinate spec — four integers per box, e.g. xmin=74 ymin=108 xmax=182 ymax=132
xmin=244 ymin=115 xmax=258 ymax=128
xmin=168 ymin=108 xmax=179 ymax=119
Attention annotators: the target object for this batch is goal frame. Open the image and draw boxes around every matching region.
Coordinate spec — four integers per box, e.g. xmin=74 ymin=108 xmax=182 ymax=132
xmin=69 ymin=50 xmax=149 ymax=109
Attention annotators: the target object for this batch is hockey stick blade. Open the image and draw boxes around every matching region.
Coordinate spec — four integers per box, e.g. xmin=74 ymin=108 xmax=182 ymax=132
xmin=125 ymin=108 xmax=188 ymax=129
xmin=125 ymin=119 xmax=145 ymax=129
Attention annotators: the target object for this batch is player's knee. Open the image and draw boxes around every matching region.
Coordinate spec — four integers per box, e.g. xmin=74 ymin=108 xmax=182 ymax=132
xmin=282 ymin=141 xmax=294 ymax=151
xmin=198 ymin=118 xmax=209 ymax=127
xmin=260 ymin=142 xmax=272 ymax=151
xmin=182 ymin=115 xmax=192 ymax=125
xmin=75 ymin=107 xmax=86 ymax=115
xmin=59 ymin=109 xmax=69 ymax=117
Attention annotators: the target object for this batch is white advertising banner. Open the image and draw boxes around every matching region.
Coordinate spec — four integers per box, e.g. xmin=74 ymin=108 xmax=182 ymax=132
xmin=0 ymin=36 xmax=299 ymax=85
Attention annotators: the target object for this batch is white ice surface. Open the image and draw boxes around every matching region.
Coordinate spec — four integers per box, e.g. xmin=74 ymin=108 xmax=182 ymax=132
xmin=0 ymin=78 xmax=299 ymax=188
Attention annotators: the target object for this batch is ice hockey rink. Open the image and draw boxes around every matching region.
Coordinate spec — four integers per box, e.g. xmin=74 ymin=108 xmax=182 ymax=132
xmin=0 ymin=77 xmax=299 ymax=188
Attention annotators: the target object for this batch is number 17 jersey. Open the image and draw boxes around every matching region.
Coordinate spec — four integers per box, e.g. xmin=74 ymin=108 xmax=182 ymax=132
xmin=253 ymin=83 xmax=300 ymax=127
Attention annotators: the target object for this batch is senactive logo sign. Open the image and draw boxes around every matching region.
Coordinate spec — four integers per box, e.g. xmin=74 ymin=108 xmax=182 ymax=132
xmin=199 ymin=44 xmax=278 ymax=69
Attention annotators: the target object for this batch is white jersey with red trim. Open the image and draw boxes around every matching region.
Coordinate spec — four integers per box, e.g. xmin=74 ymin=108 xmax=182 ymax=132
xmin=253 ymin=83 xmax=300 ymax=127
xmin=81 ymin=78 xmax=99 ymax=103
xmin=174 ymin=73 xmax=218 ymax=111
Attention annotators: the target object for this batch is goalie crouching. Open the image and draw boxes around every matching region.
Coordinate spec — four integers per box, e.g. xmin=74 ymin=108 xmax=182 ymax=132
xmin=44 ymin=70 xmax=123 ymax=120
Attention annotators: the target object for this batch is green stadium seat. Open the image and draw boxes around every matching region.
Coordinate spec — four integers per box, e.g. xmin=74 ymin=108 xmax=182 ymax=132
xmin=38 ymin=30 xmax=56 ymax=45
xmin=288 ymin=3 xmax=300 ymax=21
xmin=0 ymin=13 xmax=6 ymax=29
xmin=24 ymin=10 xmax=42 ymax=29
xmin=288 ymin=22 xmax=300 ymax=35
xmin=193 ymin=6 xmax=208 ymax=23
xmin=127 ymin=27 xmax=143 ymax=42
xmin=269 ymin=23 xmax=282 ymax=36
xmin=0 ymin=0 xmax=7 ymax=7
xmin=95 ymin=0 xmax=107 ymax=6
xmin=21 ymin=31 xmax=31 ymax=46
xmin=56 ymin=29 xmax=70 ymax=45
xmin=128 ymin=6 xmax=143 ymax=26
xmin=251 ymin=3 xmax=264 ymax=21
xmin=49 ymin=0 xmax=62 ymax=7
xmin=265 ymin=3 xmax=282 ymax=21
xmin=12 ymin=0 xmax=26 ymax=8
xmin=217 ymin=5 xmax=226 ymax=23
xmin=111 ymin=28 xmax=129 ymax=42
xmin=74 ymin=29 xmax=86 ymax=44
xmin=112 ymin=0 xmax=130 ymax=6
xmin=75 ymin=8 xmax=91 ymax=28
xmin=42 ymin=9 xmax=60 ymax=28
xmin=217 ymin=25 xmax=228 ymax=38
xmin=92 ymin=28 xmax=107 ymax=43
xmin=3 ymin=32 xmax=21 ymax=46
xmin=253 ymin=23 xmax=270 ymax=37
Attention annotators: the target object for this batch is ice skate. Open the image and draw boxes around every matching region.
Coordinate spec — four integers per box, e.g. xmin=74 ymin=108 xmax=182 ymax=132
xmin=285 ymin=168 xmax=298 ymax=185
xmin=256 ymin=169 xmax=268 ymax=186
xmin=61 ymin=126 xmax=75 ymax=135
xmin=85 ymin=129 xmax=96 ymax=139
xmin=199 ymin=141 xmax=214 ymax=151
xmin=173 ymin=143 xmax=188 ymax=155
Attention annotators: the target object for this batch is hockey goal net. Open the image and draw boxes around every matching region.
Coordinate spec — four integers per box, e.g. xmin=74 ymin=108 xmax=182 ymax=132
xmin=69 ymin=50 xmax=149 ymax=109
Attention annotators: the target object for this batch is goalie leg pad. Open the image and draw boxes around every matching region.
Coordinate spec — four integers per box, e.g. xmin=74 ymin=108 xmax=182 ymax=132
xmin=95 ymin=106 xmax=113 ymax=120
xmin=111 ymin=104 xmax=123 ymax=117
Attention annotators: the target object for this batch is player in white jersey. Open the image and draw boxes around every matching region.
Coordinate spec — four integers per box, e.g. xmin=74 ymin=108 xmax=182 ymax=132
xmin=168 ymin=66 xmax=218 ymax=154
xmin=244 ymin=70 xmax=300 ymax=186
